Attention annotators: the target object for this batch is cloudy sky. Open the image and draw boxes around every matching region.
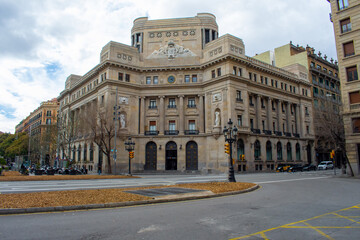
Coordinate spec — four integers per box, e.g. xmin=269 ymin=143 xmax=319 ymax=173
xmin=0 ymin=0 xmax=335 ymax=133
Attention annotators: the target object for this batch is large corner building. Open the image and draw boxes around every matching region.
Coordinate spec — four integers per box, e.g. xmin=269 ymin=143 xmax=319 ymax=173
xmin=58 ymin=13 xmax=315 ymax=174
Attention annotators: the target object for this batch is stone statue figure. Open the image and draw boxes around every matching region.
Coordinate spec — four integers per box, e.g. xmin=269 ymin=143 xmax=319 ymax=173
xmin=120 ymin=114 xmax=125 ymax=128
xmin=215 ymin=110 xmax=220 ymax=127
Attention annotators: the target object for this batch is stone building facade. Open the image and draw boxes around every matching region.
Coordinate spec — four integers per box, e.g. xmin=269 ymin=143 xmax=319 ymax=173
xmin=15 ymin=98 xmax=59 ymax=166
xmin=58 ymin=13 xmax=315 ymax=174
xmin=328 ymin=0 xmax=360 ymax=174
xmin=253 ymin=42 xmax=341 ymax=164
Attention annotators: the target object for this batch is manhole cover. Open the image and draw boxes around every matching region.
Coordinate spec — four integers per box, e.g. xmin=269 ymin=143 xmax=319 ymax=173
xmin=125 ymin=187 xmax=206 ymax=197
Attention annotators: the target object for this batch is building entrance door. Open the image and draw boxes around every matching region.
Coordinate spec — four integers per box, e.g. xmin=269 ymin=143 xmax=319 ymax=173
xmin=145 ymin=142 xmax=157 ymax=170
xmin=186 ymin=141 xmax=198 ymax=170
xmin=166 ymin=141 xmax=177 ymax=170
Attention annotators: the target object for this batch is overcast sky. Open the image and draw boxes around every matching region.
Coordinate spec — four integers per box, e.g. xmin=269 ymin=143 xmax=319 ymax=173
xmin=0 ymin=0 xmax=335 ymax=133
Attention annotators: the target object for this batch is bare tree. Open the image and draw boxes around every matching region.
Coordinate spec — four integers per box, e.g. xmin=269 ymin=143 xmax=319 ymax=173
xmin=314 ymin=98 xmax=354 ymax=176
xmin=83 ymin=103 xmax=121 ymax=174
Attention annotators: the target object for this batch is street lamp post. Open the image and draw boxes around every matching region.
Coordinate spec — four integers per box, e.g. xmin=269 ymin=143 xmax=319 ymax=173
xmin=124 ymin=137 xmax=135 ymax=175
xmin=223 ymin=118 xmax=238 ymax=182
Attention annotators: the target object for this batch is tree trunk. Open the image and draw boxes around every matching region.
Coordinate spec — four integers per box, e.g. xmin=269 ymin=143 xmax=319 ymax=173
xmin=106 ymin=153 xmax=112 ymax=174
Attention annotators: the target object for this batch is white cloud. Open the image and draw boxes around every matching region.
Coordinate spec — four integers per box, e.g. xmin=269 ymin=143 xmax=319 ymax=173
xmin=0 ymin=0 xmax=336 ymax=133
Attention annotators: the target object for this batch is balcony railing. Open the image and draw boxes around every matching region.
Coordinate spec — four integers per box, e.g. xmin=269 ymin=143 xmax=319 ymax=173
xmin=184 ymin=130 xmax=199 ymax=135
xmin=236 ymin=98 xmax=243 ymax=102
xmin=293 ymin=133 xmax=300 ymax=138
xmin=263 ymin=130 xmax=272 ymax=135
xmin=274 ymin=131 xmax=282 ymax=136
xmin=284 ymin=132 xmax=292 ymax=137
xmin=148 ymin=105 xmax=157 ymax=109
xmin=164 ymin=130 xmax=179 ymax=135
xmin=145 ymin=131 xmax=159 ymax=135
xmin=187 ymin=104 xmax=196 ymax=108
xmin=251 ymin=128 xmax=261 ymax=134
xmin=167 ymin=105 xmax=177 ymax=109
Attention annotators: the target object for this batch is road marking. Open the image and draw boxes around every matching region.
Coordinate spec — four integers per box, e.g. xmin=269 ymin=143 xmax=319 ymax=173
xmin=229 ymin=204 xmax=360 ymax=240
xmin=254 ymin=176 xmax=330 ymax=184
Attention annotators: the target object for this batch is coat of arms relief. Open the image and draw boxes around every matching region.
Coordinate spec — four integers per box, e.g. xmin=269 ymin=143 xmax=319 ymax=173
xmin=147 ymin=40 xmax=196 ymax=59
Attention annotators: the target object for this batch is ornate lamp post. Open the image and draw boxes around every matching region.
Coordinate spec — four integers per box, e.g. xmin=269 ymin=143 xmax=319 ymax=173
xmin=124 ymin=137 xmax=135 ymax=175
xmin=223 ymin=119 xmax=238 ymax=182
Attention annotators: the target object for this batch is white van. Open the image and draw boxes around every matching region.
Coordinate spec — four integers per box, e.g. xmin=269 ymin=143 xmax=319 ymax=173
xmin=317 ymin=161 xmax=334 ymax=170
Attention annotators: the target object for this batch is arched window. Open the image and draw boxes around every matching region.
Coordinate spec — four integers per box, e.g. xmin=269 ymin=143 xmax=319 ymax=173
xmin=266 ymin=141 xmax=272 ymax=161
xmin=72 ymin=146 xmax=76 ymax=162
xmin=277 ymin=142 xmax=282 ymax=160
xmin=287 ymin=142 xmax=292 ymax=161
xmin=237 ymin=139 xmax=244 ymax=160
xmin=83 ymin=144 xmax=87 ymax=162
xmin=254 ymin=140 xmax=261 ymax=159
xmin=296 ymin=143 xmax=301 ymax=161
xmin=89 ymin=144 xmax=94 ymax=162
xmin=78 ymin=145 xmax=82 ymax=162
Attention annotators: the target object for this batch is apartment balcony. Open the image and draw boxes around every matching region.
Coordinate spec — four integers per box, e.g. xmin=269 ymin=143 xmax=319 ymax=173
xmin=274 ymin=131 xmax=282 ymax=136
xmin=293 ymin=133 xmax=300 ymax=138
xmin=184 ymin=130 xmax=199 ymax=135
xmin=236 ymin=98 xmax=243 ymax=102
xmin=167 ymin=105 xmax=177 ymax=109
xmin=350 ymin=104 xmax=360 ymax=110
xmin=145 ymin=131 xmax=159 ymax=135
xmin=187 ymin=104 xmax=196 ymax=108
xmin=148 ymin=106 xmax=157 ymax=109
xmin=164 ymin=130 xmax=179 ymax=135
xmin=263 ymin=130 xmax=272 ymax=135
xmin=284 ymin=132 xmax=292 ymax=137
xmin=251 ymin=128 xmax=261 ymax=134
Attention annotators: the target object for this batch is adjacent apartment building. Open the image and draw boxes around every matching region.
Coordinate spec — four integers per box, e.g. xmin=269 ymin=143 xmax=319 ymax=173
xmin=328 ymin=0 xmax=360 ymax=174
xmin=15 ymin=98 xmax=59 ymax=166
xmin=58 ymin=13 xmax=315 ymax=174
xmin=253 ymin=42 xmax=342 ymax=164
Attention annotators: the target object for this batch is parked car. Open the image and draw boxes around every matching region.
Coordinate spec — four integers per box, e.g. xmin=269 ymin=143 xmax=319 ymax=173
xmin=302 ymin=164 xmax=317 ymax=171
xmin=288 ymin=164 xmax=303 ymax=172
xmin=276 ymin=165 xmax=291 ymax=172
xmin=317 ymin=161 xmax=334 ymax=170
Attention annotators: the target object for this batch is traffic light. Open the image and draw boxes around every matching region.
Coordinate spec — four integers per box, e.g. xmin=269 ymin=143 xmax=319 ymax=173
xmin=330 ymin=150 xmax=335 ymax=159
xmin=225 ymin=143 xmax=230 ymax=154
xmin=129 ymin=151 xmax=134 ymax=159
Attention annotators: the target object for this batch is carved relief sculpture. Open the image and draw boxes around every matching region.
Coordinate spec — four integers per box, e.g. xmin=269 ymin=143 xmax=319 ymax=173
xmin=147 ymin=40 xmax=196 ymax=59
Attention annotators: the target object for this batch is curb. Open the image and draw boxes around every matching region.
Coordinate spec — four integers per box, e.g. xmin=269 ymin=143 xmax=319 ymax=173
xmin=0 ymin=184 xmax=260 ymax=215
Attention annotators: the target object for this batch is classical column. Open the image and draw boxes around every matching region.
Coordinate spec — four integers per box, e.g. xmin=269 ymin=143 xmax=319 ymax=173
xmin=140 ymin=97 xmax=145 ymax=134
xmin=256 ymin=95 xmax=261 ymax=129
xmin=198 ymin=94 xmax=204 ymax=133
xmin=205 ymin=93 xmax=211 ymax=133
xmin=286 ymin=102 xmax=291 ymax=133
xmin=159 ymin=96 xmax=165 ymax=135
xmin=297 ymin=104 xmax=304 ymax=137
xmin=267 ymin=97 xmax=272 ymax=132
xmin=179 ymin=95 xmax=184 ymax=134
xmin=277 ymin=100 xmax=282 ymax=133
xmin=202 ymin=29 xmax=205 ymax=49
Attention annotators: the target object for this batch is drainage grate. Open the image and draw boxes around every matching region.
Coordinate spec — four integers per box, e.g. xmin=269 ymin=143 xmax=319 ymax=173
xmin=125 ymin=187 xmax=206 ymax=197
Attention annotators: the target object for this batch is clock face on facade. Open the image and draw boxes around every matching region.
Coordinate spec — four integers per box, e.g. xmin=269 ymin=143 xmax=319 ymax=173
xmin=167 ymin=75 xmax=175 ymax=83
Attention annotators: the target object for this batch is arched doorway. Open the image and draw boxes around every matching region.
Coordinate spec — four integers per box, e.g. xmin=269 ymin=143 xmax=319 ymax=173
xmin=266 ymin=141 xmax=272 ymax=161
xmin=186 ymin=141 xmax=198 ymax=170
xmin=277 ymin=142 xmax=282 ymax=160
xmin=166 ymin=141 xmax=177 ymax=170
xmin=296 ymin=143 xmax=301 ymax=161
xmin=237 ymin=139 xmax=244 ymax=160
xmin=307 ymin=144 xmax=312 ymax=164
xmin=145 ymin=142 xmax=157 ymax=170
xmin=287 ymin=142 xmax=292 ymax=161
xmin=254 ymin=140 xmax=261 ymax=160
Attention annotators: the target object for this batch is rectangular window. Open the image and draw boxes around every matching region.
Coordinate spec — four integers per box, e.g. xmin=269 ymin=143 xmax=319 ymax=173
xmin=236 ymin=90 xmax=242 ymax=101
xmin=338 ymin=0 xmax=349 ymax=10
xmin=125 ymin=74 xmax=130 ymax=82
xmin=340 ymin=18 xmax=352 ymax=33
xmin=323 ymin=67 xmax=327 ymax=73
xmin=233 ymin=66 xmax=237 ymax=75
xmin=237 ymin=115 xmax=242 ymax=127
xmin=275 ymin=81 xmax=278 ymax=88
xmin=46 ymin=119 xmax=51 ymax=125
xmin=217 ymin=68 xmax=221 ymax=76
xmin=290 ymin=86 xmax=292 ymax=92
xmin=153 ymin=76 xmax=158 ymax=84
xmin=211 ymin=70 xmax=216 ymax=78
xmin=46 ymin=111 xmax=51 ymax=116
xmin=319 ymin=77 xmax=324 ymax=84
xmin=188 ymin=98 xmax=196 ymax=108
xmin=265 ymin=77 xmax=268 ymax=85
xmin=254 ymin=74 xmax=257 ymax=82
xmin=285 ymin=84 xmax=287 ymax=91
xmin=325 ymin=80 xmax=329 ymax=86
xmin=146 ymin=77 xmax=151 ymax=84
xmin=261 ymin=76 xmax=264 ymax=83
xmin=306 ymin=125 xmax=310 ymax=134
xmin=262 ymin=120 xmax=265 ymax=130
xmin=185 ymin=75 xmax=190 ymax=82
xmin=189 ymin=120 xmax=195 ymax=130
xmin=192 ymin=74 xmax=197 ymax=82
xmin=250 ymin=119 xmax=254 ymax=129
xmin=249 ymin=72 xmax=252 ymax=80
xmin=273 ymin=122 xmax=276 ymax=131
xmin=249 ymin=96 xmax=253 ymax=105
xmin=149 ymin=121 xmax=157 ymax=131
xmin=169 ymin=120 xmax=176 ymax=131
xmin=281 ymin=83 xmax=283 ymax=89
xmin=349 ymin=92 xmax=360 ymax=104
xmin=118 ymin=72 xmax=123 ymax=81
xmin=271 ymin=79 xmax=274 ymax=86
xmin=344 ymin=41 xmax=355 ymax=57
xmin=149 ymin=99 xmax=157 ymax=109
xmin=168 ymin=98 xmax=176 ymax=108
xmin=346 ymin=66 xmax=358 ymax=82
xmin=352 ymin=118 xmax=360 ymax=133
xmin=317 ymin=65 xmax=321 ymax=70
xmin=238 ymin=68 xmax=242 ymax=77
xmin=310 ymin=62 xmax=315 ymax=68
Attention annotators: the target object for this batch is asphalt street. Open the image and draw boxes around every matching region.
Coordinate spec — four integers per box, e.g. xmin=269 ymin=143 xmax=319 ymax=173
xmin=1 ymin=170 xmax=359 ymax=240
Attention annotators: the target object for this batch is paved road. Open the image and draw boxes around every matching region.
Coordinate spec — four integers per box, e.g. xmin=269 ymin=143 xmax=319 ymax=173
xmin=1 ymin=171 xmax=359 ymax=240
xmin=0 ymin=170 xmax=335 ymax=194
